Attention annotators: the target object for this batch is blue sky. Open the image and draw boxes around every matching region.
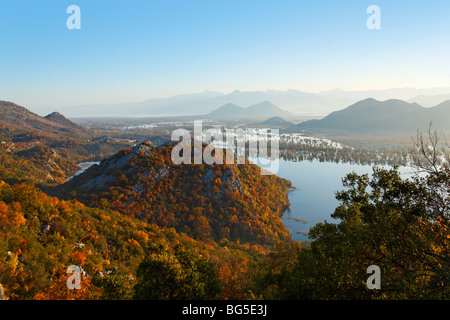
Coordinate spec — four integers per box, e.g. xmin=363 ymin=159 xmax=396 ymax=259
xmin=1 ymin=0 xmax=449 ymax=112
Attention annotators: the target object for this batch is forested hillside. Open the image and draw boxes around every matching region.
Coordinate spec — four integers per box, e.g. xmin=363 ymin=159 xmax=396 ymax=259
xmin=0 ymin=101 xmax=134 ymax=184
xmin=0 ymin=180 xmax=267 ymax=300
xmin=0 ymin=100 xmax=448 ymax=300
xmin=55 ymin=142 xmax=293 ymax=246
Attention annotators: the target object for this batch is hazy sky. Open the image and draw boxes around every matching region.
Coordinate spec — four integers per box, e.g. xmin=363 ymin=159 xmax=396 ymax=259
xmin=1 ymin=0 xmax=450 ymax=112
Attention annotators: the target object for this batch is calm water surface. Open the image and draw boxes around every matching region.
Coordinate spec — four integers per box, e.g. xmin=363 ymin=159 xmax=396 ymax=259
xmin=70 ymin=158 xmax=415 ymax=243
xmin=275 ymin=159 xmax=414 ymax=242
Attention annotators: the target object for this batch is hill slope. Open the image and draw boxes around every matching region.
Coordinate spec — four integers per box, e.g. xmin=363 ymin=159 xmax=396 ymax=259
xmin=0 ymin=101 xmax=134 ymax=184
xmin=297 ymin=98 xmax=450 ymax=134
xmin=0 ymin=101 xmax=90 ymax=141
xmin=44 ymin=111 xmax=88 ymax=133
xmin=55 ymin=142 xmax=292 ymax=246
xmin=0 ymin=180 xmax=260 ymax=300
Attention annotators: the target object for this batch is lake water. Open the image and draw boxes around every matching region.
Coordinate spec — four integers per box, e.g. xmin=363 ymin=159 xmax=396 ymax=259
xmin=69 ymin=157 xmax=416 ymax=244
xmin=274 ymin=159 xmax=415 ymax=242
xmin=68 ymin=162 xmax=100 ymax=181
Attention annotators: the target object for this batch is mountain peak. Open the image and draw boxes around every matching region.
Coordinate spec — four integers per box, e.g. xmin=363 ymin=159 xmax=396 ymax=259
xmin=46 ymin=111 xmax=63 ymax=116
xmin=297 ymin=97 xmax=449 ymax=134
xmin=45 ymin=111 xmax=70 ymax=121
xmin=261 ymin=116 xmax=293 ymax=127
xmin=0 ymin=100 xmax=89 ymax=140
xmin=345 ymin=98 xmax=423 ymax=112
xmin=360 ymin=97 xmax=378 ymax=103
xmin=45 ymin=111 xmax=87 ymax=132
xmin=207 ymin=101 xmax=291 ymax=120
xmin=219 ymin=103 xmax=242 ymax=109
xmin=250 ymin=101 xmax=278 ymax=108
xmin=45 ymin=111 xmax=66 ymax=121
xmin=432 ymin=99 xmax=450 ymax=110
xmin=207 ymin=103 xmax=245 ymax=117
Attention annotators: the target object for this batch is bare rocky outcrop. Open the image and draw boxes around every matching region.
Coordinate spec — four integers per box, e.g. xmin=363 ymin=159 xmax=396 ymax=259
xmin=131 ymin=144 xmax=153 ymax=156
xmin=221 ymin=168 xmax=245 ymax=193
xmin=141 ymin=163 xmax=172 ymax=182
xmin=81 ymin=144 xmax=155 ymax=189
xmin=82 ymin=174 xmax=116 ymax=189
xmin=202 ymin=168 xmax=215 ymax=185
xmin=202 ymin=167 xmax=246 ymax=198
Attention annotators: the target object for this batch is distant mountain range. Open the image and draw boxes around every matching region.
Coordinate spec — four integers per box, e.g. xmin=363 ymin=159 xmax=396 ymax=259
xmin=66 ymin=89 xmax=341 ymax=118
xmin=408 ymin=93 xmax=450 ymax=107
xmin=61 ymin=87 xmax=450 ymax=118
xmin=297 ymin=98 xmax=450 ymax=134
xmin=206 ymin=101 xmax=293 ymax=120
xmin=3 ymin=97 xmax=450 ymax=140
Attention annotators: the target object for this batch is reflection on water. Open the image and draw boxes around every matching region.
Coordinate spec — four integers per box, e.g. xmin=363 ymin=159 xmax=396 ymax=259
xmin=68 ymin=156 xmax=416 ymax=243
xmin=275 ymin=159 xmax=414 ymax=242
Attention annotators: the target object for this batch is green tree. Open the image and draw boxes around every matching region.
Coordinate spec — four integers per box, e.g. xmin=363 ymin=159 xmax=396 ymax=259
xmin=133 ymin=247 xmax=222 ymax=300
xmin=93 ymin=274 xmax=134 ymax=300
xmin=255 ymin=128 xmax=450 ymax=299
xmin=257 ymin=165 xmax=448 ymax=299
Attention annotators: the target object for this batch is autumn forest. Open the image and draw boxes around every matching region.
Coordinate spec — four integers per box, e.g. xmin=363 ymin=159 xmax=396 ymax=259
xmin=0 ymin=100 xmax=449 ymax=301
